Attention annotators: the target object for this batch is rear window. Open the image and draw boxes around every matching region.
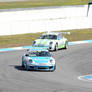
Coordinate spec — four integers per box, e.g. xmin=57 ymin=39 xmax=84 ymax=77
xmin=39 ymin=35 xmax=57 ymax=40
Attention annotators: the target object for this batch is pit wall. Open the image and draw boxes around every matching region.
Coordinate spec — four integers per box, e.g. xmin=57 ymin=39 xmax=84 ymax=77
xmin=0 ymin=5 xmax=92 ymax=36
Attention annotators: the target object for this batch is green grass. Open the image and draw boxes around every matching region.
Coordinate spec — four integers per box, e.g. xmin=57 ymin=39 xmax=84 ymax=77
xmin=0 ymin=28 xmax=92 ymax=48
xmin=0 ymin=0 xmax=91 ymax=9
xmin=63 ymin=29 xmax=92 ymax=41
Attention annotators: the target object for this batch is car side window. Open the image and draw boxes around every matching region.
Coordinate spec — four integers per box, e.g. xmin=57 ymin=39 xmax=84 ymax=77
xmin=57 ymin=35 xmax=61 ymax=40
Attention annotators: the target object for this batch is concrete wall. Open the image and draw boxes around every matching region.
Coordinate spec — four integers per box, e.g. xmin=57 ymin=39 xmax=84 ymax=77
xmin=0 ymin=5 xmax=92 ymax=36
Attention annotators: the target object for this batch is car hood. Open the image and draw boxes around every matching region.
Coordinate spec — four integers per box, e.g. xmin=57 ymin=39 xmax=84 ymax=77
xmin=30 ymin=57 xmax=51 ymax=63
xmin=35 ymin=39 xmax=55 ymax=46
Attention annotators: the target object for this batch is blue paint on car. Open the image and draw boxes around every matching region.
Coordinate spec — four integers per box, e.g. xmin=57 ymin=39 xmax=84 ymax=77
xmin=30 ymin=57 xmax=50 ymax=63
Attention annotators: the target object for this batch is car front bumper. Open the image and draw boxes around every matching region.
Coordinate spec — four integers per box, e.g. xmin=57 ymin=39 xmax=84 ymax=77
xmin=32 ymin=44 xmax=55 ymax=51
xmin=26 ymin=65 xmax=55 ymax=71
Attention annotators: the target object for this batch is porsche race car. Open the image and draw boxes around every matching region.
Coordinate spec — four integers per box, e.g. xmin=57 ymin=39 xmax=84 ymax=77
xmin=32 ymin=32 xmax=68 ymax=51
xmin=22 ymin=47 xmax=56 ymax=71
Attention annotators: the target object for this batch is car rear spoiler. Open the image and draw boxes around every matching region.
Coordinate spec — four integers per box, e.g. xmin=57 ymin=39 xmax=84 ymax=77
xmin=60 ymin=32 xmax=70 ymax=35
xmin=44 ymin=31 xmax=70 ymax=35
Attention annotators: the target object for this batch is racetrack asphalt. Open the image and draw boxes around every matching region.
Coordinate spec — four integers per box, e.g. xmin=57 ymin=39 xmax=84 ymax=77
xmin=0 ymin=43 xmax=92 ymax=92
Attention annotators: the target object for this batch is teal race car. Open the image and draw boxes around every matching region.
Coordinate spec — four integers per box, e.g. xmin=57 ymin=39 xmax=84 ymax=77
xmin=22 ymin=47 xmax=56 ymax=71
xmin=32 ymin=32 xmax=68 ymax=51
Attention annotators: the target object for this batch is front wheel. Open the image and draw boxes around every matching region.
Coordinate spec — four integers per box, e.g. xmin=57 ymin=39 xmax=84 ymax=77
xmin=49 ymin=65 xmax=56 ymax=72
xmin=22 ymin=62 xmax=28 ymax=70
xmin=54 ymin=44 xmax=58 ymax=51
xmin=22 ymin=61 xmax=25 ymax=68
xmin=25 ymin=64 xmax=29 ymax=71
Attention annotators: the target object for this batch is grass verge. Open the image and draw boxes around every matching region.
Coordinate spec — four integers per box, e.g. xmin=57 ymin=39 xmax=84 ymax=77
xmin=0 ymin=28 xmax=92 ymax=48
xmin=0 ymin=0 xmax=91 ymax=9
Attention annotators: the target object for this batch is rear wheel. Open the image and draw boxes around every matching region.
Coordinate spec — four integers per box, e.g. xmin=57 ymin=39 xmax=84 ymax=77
xmin=54 ymin=44 xmax=58 ymax=51
xmin=65 ymin=42 xmax=68 ymax=49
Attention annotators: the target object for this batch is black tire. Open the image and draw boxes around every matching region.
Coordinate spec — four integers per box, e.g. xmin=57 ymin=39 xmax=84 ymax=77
xmin=22 ymin=62 xmax=27 ymax=70
xmin=25 ymin=64 xmax=29 ymax=71
xmin=54 ymin=44 xmax=58 ymax=51
xmin=65 ymin=42 xmax=68 ymax=49
xmin=22 ymin=61 xmax=25 ymax=68
xmin=54 ymin=65 xmax=56 ymax=70
xmin=49 ymin=65 xmax=56 ymax=72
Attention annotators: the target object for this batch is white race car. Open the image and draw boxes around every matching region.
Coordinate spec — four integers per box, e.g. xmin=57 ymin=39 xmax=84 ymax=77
xmin=32 ymin=32 xmax=68 ymax=51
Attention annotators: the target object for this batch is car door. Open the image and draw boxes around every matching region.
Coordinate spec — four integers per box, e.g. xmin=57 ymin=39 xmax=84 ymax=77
xmin=57 ymin=34 xmax=65 ymax=48
xmin=23 ymin=54 xmax=29 ymax=65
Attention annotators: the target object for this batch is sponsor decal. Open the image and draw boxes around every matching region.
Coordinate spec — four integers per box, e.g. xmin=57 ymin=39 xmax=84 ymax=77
xmin=58 ymin=43 xmax=66 ymax=48
xmin=37 ymin=39 xmax=50 ymax=46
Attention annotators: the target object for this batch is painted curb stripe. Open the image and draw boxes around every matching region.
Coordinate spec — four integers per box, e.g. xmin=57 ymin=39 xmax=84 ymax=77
xmin=68 ymin=40 xmax=92 ymax=45
xmin=0 ymin=39 xmax=92 ymax=52
xmin=78 ymin=75 xmax=92 ymax=82
xmin=0 ymin=48 xmax=14 ymax=52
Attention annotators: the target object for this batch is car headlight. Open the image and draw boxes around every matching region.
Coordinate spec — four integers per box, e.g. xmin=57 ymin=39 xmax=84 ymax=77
xmin=50 ymin=59 xmax=53 ymax=63
xmin=32 ymin=41 xmax=36 ymax=45
xmin=49 ymin=42 xmax=53 ymax=45
xmin=49 ymin=59 xmax=54 ymax=64
xmin=29 ymin=59 xmax=34 ymax=63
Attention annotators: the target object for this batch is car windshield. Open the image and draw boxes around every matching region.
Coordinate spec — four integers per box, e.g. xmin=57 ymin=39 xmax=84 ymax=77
xmin=29 ymin=51 xmax=51 ymax=57
xmin=39 ymin=35 xmax=57 ymax=40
